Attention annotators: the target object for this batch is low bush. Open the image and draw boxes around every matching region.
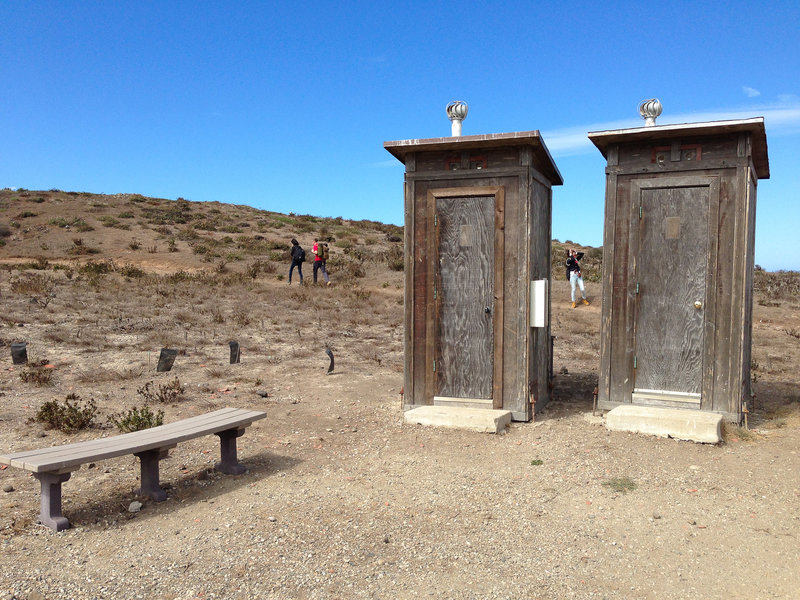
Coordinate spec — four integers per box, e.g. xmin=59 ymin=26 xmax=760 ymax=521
xmin=107 ymin=405 xmax=165 ymax=432
xmin=119 ymin=264 xmax=145 ymax=278
xmin=67 ymin=239 xmax=101 ymax=255
xmin=49 ymin=217 xmax=94 ymax=232
xmin=137 ymin=378 xmax=185 ymax=404
xmin=11 ymin=273 xmax=55 ymax=296
xmin=19 ymin=365 xmax=54 ymax=386
xmin=754 ymin=269 xmax=800 ymax=301
xmin=33 ymin=394 xmax=97 ymax=432
xmin=385 ymin=246 xmax=404 ymax=271
xmin=79 ymin=260 xmax=114 ymax=275
xmin=99 ymin=216 xmax=130 ymax=230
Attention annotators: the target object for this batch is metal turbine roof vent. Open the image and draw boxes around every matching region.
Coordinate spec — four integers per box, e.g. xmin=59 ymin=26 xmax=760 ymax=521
xmin=639 ymin=98 xmax=662 ymax=127
xmin=446 ymin=101 xmax=468 ymax=136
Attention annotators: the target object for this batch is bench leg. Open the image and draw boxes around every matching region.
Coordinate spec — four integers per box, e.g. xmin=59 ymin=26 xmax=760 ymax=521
xmin=215 ymin=427 xmax=246 ymax=475
xmin=34 ymin=471 xmax=72 ymax=532
xmin=134 ymin=449 xmax=169 ymax=501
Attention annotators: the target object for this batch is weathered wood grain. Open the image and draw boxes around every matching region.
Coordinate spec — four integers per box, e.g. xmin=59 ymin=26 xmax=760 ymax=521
xmin=634 ymin=185 xmax=708 ymax=395
xmin=435 ymin=195 xmax=495 ymax=399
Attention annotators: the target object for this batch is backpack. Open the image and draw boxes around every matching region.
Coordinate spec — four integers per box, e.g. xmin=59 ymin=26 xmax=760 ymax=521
xmin=298 ymin=248 xmax=306 ymax=262
xmin=320 ymin=243 xmax=330 ymax=261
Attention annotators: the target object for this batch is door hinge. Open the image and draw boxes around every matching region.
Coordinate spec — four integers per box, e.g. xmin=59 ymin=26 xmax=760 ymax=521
xmin=634 ymin=356 xmax=637 ymax=369
xmin=636 ymin=282 xmax=639 ymax=295
xmin=434 ymin=214 xmax=438 ymax=226
xmin=639 ymin=206 xmax=643 ymax=219
xmin=433 ymin=360 xmax=436 ymax=373
xmin=434 ymin=286 xmax=437 ymax=300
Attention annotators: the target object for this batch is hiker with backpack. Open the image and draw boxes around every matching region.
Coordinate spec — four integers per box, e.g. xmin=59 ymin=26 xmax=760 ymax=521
xmin=312 ymin=238 xmax=331 ymax=285
xmin=566 ymin=248 xmax=589 ymax=309
xmin=288 ymin=238 xmax=305 ymax=284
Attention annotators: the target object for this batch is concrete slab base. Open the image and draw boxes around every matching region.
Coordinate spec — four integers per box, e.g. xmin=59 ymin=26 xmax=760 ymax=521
xmin=404 ymin=406 xmax=512 ymax=434
xmin=605 ymin=405 xmax=722 ymax=444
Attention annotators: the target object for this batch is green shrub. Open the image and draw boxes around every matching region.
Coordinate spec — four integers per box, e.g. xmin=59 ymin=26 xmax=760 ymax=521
xmin=79 ymin=260 xmax=114 ymax=275
xmin=99 ymin=215 xmax=130 ymax=230
xmin=34 ymin=394 xmax=97 ymax=432
xmin=137 ymin=378 xmax=185 ymax=404
xmin=107 ymin=405 xmax=164 ymax=432
xmin=50 ymin=217 xmax=94 ymax=232
xmin=119 ymin=264 xmax=145 ymax=278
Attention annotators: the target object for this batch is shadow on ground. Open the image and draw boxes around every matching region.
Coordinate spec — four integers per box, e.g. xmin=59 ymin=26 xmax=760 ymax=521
xmin=63 ymin=451 xmax=302 ymax=530
xmin=538 ymin=370 xmax=598 ymax=419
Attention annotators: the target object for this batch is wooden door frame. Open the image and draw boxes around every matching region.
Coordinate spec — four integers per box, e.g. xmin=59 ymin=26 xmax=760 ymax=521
xmin=628 ymin=175 xmax=719 ymax=410
xmin=425 ymin=186 xmax=505 ymax=409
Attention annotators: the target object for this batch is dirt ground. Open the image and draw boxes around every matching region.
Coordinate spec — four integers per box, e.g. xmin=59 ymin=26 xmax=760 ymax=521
xmin=1 ymin=191 xmax=799 ymax=599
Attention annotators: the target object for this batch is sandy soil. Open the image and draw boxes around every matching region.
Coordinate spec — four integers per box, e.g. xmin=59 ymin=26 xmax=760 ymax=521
xmin=0 ymin=276 xmax=798 ymax=599
xmin=1 ymin=191 xmax=798 ymax=599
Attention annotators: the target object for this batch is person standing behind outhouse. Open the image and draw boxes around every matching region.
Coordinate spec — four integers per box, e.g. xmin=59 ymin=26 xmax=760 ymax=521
xmin=566 ymin=248 xmax=589 ymax=308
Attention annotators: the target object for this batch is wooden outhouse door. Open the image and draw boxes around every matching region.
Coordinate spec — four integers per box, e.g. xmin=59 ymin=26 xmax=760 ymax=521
xmin=435 ymin=194 xmax=496 ymax=402
xmin=631 ymin=176 xmax=719 ymax=407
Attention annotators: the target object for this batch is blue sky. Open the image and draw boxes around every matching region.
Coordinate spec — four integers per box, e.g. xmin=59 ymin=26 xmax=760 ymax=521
xmin=2 ymin=1 xmax=799 ymax=270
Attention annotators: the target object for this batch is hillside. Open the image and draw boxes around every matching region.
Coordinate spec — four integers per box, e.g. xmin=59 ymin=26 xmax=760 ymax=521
xmin=0 ymin=188 xmax=799 ymax=599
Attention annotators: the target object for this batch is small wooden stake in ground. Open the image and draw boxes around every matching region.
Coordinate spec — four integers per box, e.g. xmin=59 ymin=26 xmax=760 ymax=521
xmin=156 ymin=348 xmax=178 ymax=372
xmin=229 ymin=341 xmax=241 ymax=364
xmin=326 ymin=348 xmax=334 ymax=374
xmin=10 ymin=342 xmax=28 ymax=365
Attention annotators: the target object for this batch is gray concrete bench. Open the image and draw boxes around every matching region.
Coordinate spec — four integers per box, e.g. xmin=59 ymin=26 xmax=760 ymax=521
xmin=0 ymin=407 xmax=266 ymax=531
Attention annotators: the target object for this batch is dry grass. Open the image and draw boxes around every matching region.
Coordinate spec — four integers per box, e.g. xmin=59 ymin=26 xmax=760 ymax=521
xmin=0 ymin=188 xmax=796 ymax=436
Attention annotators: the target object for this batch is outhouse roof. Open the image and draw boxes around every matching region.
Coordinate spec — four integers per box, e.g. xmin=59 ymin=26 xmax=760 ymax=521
xmin=588 ymin=117 xmax=769 ymax=179
xmin=384 ymin=130 xmax=563 ymax=185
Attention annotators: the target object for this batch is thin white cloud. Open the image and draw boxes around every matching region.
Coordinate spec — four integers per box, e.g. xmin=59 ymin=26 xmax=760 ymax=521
xmin=743 ymin=86 xmax=761 ymax=98
xmin=542 ymin=102 xmax=800 ymax=157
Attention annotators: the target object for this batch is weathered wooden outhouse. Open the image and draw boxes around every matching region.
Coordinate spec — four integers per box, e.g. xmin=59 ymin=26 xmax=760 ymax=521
xmin=384 ymin=130 xmax=563 ymax=421
xmin=588 ymin=116 xmax=769 ymax=421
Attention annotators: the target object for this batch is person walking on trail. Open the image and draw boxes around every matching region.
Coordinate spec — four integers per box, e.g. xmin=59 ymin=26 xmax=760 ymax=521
xmin=312 ymin=238 xmax=331 ymax=285
xmin=566 ymin=248 xmax=589 ymax=308
xmin=288 ymin=238 xmax=305 ymax=284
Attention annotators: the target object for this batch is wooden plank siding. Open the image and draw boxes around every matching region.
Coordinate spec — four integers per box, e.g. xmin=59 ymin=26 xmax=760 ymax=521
xmin=528 ymin=179 xmax=553 ymax=417
xmin=387 ymin=133 xmax=562 ymax=420
xmin=590 ymin=120 xmax=768 ymax=422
